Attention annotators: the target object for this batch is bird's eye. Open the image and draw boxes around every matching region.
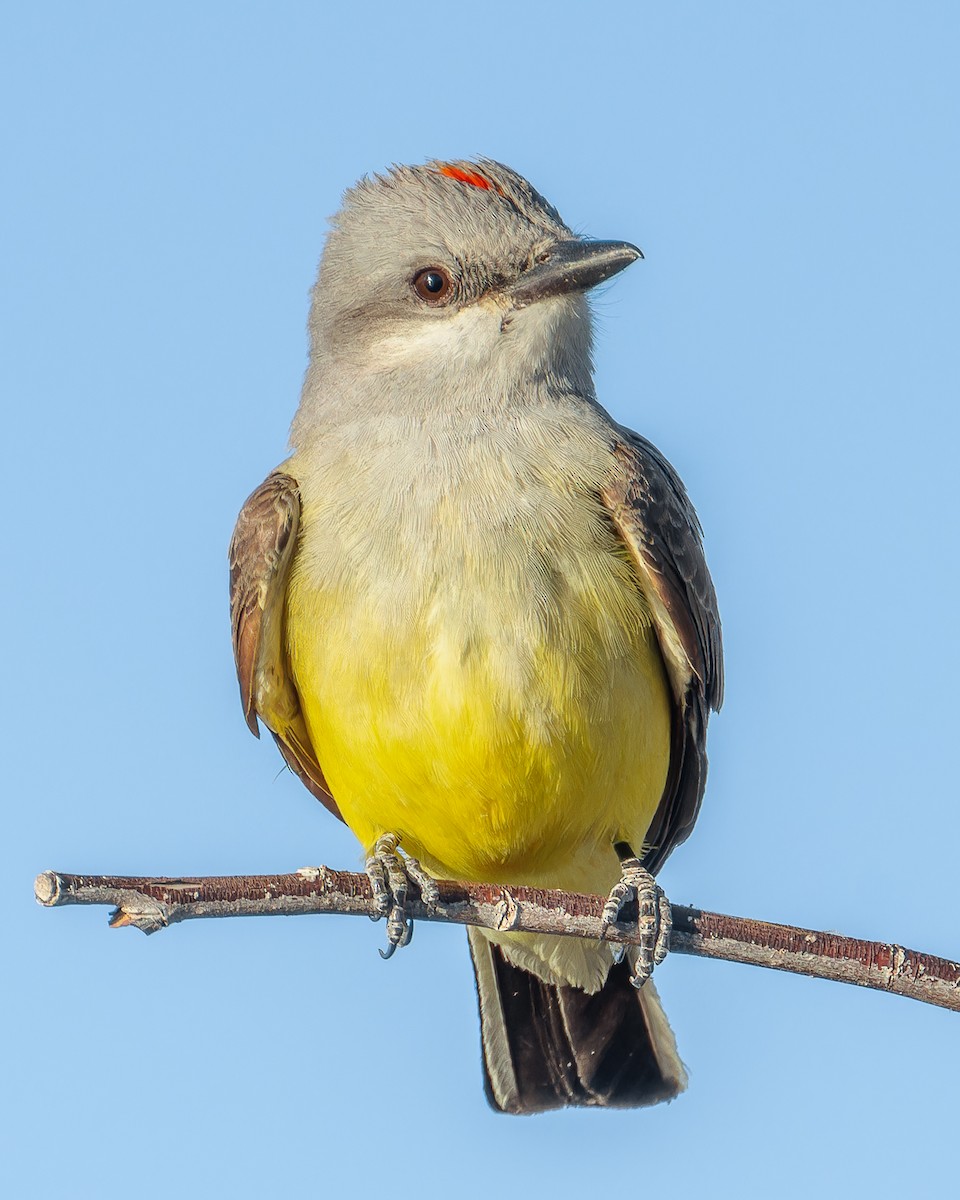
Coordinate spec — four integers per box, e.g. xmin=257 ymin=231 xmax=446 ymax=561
xmin=412 ymin=267 xmax=454 ymax=304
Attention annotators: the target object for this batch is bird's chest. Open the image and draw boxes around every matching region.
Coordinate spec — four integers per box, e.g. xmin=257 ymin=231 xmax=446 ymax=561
xmin=289 ymin=438 xmax=639 ymax=681
xmin=280 ymin=428 xmax=669 ymax=880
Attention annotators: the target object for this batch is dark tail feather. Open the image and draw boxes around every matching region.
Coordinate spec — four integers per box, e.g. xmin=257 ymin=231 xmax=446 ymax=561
xmin=468 ymin=927 xmax=686 ymax=1114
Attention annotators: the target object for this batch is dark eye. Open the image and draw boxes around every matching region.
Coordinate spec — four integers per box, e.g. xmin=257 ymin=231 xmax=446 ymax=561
xmin=412 ymin=267 xmax=454 ymax=304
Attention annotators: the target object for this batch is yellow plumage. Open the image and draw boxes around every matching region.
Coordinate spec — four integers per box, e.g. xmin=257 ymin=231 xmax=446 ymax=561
xmin=284 ymin=444 xmax=672 ymax=907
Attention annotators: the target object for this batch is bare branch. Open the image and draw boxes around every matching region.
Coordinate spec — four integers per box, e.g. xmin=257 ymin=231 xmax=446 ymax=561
xmin=35 ymin=867 xmax=960 ymax=1013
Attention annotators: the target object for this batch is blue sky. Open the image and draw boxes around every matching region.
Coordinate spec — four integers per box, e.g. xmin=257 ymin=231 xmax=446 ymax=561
xmin=4 ymin=3 xmax=958 ymax=1195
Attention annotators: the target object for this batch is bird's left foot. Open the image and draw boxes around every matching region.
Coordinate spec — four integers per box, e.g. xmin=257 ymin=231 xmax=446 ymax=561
xmin=600 ymin=843 xmax=672 ymax=988
xmin=365 ymin=833 xmax=440 ymax=959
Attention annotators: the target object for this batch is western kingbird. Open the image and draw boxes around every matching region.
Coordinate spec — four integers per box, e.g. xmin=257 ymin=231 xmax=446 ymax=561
xmin=230 ymin=160 xmax=722 ymax=1113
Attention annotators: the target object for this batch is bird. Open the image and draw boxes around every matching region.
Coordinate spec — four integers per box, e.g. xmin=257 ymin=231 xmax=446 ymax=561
xmin=229 ymin=158 xmax=722 ymax=1114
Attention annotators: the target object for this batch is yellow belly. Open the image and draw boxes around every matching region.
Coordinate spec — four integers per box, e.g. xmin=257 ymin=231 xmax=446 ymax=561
xmin=285 ymin=518 xmax=672 ymax=899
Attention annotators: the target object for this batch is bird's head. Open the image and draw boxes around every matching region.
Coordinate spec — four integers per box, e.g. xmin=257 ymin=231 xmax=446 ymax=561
xmin=302 ymin=159 xmax=641 ymax=408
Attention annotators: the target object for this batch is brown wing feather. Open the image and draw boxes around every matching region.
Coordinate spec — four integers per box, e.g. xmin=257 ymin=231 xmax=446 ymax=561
xmin=229 ymin=471 xmax=342 ymax=821
xmin=600 ymin=430 xmax=722 ymax=872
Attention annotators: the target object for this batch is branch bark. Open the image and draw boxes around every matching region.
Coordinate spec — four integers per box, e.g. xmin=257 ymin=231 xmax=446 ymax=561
xmin=35 ymin=867 xmax=960 ymax=1013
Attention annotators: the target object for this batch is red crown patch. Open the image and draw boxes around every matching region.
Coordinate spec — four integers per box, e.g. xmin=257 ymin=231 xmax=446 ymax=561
xmin=437 ymin=164 xmax=504 ymax=195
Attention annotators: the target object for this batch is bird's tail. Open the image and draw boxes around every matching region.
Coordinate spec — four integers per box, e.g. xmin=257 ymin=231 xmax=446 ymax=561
xmin=467 ymin=926 xmax=687 ymax=1114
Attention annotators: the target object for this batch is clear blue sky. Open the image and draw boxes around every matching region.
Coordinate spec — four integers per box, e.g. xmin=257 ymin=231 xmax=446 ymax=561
xmin=4 ymin=3 xmax=958 ymax=1195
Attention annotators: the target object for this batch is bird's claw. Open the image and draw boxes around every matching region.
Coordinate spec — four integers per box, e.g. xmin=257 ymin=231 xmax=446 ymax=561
xmin=364 ymin=833 xmax=439 ymax=959
xmin=600 ymin=856 xmax=671 ymax=988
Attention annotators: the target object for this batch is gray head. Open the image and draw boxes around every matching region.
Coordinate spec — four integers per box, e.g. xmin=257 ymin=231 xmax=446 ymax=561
xmin=298 ymin=158 xmax=640 ymax=420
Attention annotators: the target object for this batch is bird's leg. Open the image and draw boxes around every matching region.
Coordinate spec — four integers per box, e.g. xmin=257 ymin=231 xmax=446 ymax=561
xmin=600 ymin=841 xmax=672 ymax=988
xmin=364 ymin=832 xmax=440 ymax=960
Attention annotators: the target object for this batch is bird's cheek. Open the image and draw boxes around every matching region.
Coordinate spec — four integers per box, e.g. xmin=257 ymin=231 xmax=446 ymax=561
xmin=501 ymin=295 xmax=574 ymax=361
xmin=368 ymin=306 xmax=503 ymax=372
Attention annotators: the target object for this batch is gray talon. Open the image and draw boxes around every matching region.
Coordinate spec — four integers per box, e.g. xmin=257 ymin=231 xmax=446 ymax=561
xmin=601 ymin=856 xmax=671 ymax=988
xmin=379 ymin=917 xmax=413 ymax=958
xmin=405 ymin=854 xmax=441 ymax=905
xmin=364 ymin=832 xmax=438 ymax=958
xmin=364 ymin=849 xmax=391 ymax=918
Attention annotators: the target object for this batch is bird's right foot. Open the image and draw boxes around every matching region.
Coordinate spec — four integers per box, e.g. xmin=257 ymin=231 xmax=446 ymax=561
xmin=364 ymin=833 xmax=440 ymax=959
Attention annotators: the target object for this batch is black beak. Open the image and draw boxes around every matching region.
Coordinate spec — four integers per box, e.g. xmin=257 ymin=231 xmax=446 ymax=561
xmin=507 ymin=239 xmax=642 ymax=308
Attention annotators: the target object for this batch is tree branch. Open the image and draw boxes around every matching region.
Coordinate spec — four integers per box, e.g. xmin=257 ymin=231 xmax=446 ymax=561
xmin=34 ymin=867 xmax=960 ymax=1013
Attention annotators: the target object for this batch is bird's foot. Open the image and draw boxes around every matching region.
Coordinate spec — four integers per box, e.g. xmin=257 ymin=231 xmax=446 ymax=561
xmin=365 ymin=833 xmax=440 ymax=959
xmin=600 ymin=847 xmax=671 ymax=988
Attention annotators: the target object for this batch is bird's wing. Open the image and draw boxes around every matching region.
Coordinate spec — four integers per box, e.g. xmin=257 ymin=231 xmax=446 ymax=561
xmin=600 ymin=430 xmax=723 ymax=872
xmin=229 ymin=471 xmax=342 ymax=821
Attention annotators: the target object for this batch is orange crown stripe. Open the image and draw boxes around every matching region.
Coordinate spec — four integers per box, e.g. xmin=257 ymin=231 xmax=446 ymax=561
xmin=436 ymin=164 xmax=494 ymax=189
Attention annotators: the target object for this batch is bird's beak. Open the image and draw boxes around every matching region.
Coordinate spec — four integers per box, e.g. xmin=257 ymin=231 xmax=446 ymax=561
xmin=507 ymin=239 xmax=642 ymax=308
